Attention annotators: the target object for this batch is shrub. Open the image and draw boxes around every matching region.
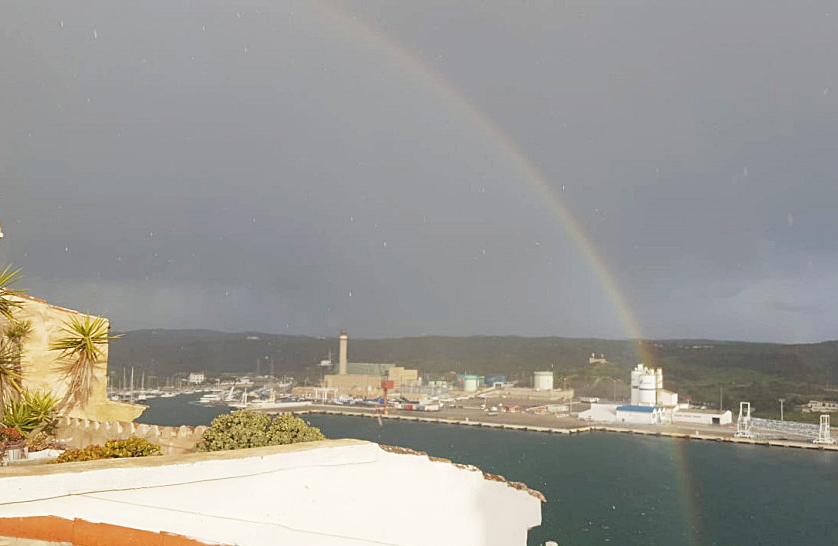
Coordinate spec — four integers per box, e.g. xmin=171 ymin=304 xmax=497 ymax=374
xmin=55 ymin=437 xmax=162 ymax=463
xmin=104 ymin=437 xmax=162 ymax=458
xmin=267 ymin=413 xmax=326 ymax=445
xmin=198 ymin=410 xmax=325 ymax=452
xmin=2 ymin=390 xmax=59 ymax=436
xmin=25 ymin=430 xmax=54 ymax=452
xmin=55 ymin=444 xmax=109 ymax=463
xmin=0 ymin=426 xmax=22 ymax=445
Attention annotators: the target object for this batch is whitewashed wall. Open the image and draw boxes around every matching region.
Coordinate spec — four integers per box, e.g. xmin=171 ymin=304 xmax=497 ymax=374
xmin=0 ymin=439 xmax=542 ymax=546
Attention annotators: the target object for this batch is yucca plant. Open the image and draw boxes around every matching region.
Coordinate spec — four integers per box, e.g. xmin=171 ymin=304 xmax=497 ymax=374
xmin=0 ymin=265 xmax=23 ymax=323
xmin=0 ymin=265 xmax=26 ymax=408
xmin=4 ymin=319 xmax=31 ymax=386
xmin=2 ymin=389 xmax=59 ymax=436
xmin=50 ymin=314 xmax=120 ymax=411
xmin=0 ymin=340 xmax=22 ymax=410
xmin=5 ymin=319 xmax=31 ymax=351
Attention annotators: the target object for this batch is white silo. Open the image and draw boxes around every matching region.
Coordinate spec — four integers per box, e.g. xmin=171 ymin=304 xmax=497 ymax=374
xmin=638 ymin=371 xmax=657 ymax=406
xmin=463 ymin=375 xmax=479 ymax=392
xmin=656 ymin=368 xmax=663 ymax=390
xmin=630 ymin=365 xmax=642 ymax=405
xmin=533 ymin=371 xmax=554 ymax=391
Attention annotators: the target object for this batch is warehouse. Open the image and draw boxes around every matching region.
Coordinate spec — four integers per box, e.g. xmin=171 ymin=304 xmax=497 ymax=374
xmin=672 ymin=408 xmax=732 ymax=426
xmin=615 ymin=405 xmax=663 ymax=425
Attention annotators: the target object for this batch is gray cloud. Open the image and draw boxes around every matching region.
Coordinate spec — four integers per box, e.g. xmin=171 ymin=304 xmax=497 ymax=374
xmin=772 ymin=302 xmax=824 ymax=316
xmin=2 ymin=1 xmax=837 ymax=342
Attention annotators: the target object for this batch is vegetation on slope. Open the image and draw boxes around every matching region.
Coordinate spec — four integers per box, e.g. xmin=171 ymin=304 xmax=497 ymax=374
xmin=110 ymin=330 xmax=838 ymax=422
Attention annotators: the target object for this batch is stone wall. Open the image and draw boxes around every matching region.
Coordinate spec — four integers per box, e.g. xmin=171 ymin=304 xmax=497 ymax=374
xmin=7 ymin=295 xmax=145 ymax=422
xmin=55 ymin=417 xmax=206 ymax=455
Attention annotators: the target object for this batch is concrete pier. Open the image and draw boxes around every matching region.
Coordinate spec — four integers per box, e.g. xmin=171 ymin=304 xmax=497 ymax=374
xmin=289 ymin=406 xmax=838 ymax=452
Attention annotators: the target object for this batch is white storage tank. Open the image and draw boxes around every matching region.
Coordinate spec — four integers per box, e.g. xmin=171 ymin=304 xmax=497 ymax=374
xmin=533 ymin=371 xmax=554 ymax=391
xmin=462 ymin=375 xmax=480 ymax=392
xmin=630 ymin=366 xmax=641 ymax=405
xmin=638 ymin=373 xmax=657 ymax=406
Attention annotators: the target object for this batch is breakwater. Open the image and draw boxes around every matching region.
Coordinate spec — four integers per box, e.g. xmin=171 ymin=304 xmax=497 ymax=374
xmin=293 ymin=407 xmax=838 ymax=452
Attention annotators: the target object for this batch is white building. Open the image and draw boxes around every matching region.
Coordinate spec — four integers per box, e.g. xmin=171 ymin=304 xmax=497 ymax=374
xmin=616 ymin=405 xmax=663 ymax=424
xmin=672 ymin=409 xmax=733 ymax=425
xmin=578 ymin=403 xmax=619 ymax=422
xmin=187 ymin=372 xmax=206 ymax=384
xmin=802 ymin=400 xmax=838 ymax=413
xmin=533 ymin=371 xmax=554 ymax=391
xmin=630 ymin=364 xmax=678 ymax=408
xmin=658 ymin=389 xmax=678 ymax=407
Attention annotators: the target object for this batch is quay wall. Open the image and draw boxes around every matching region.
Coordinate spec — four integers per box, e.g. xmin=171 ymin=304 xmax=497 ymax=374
xmin=292 ymin=407 xmax=838 ymax=452
xmin=54 ymin=407 xmax=838 ymax=455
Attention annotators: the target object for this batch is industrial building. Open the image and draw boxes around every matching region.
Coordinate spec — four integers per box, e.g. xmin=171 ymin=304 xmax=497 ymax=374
xmin=630 ymin=364 xmax=678 ymax=408
xmin=533 ymin=371 xmax=554 ymax=391
xmin=671 ymin=408 xmax=732 ymax=425
xmin=616 ymin=405 xmax=663 ymax=424
xmin=578 ymin=403 xmax=620 ymax=422
xmin=802 ymin=400 xmax=838 ymax=413
xmin=579 ymin=364 xmax=733 ymax=427
xmin=588 ymin=353 xmax=607 ymax=365
xmin=322 ymin=332 xmax=420 ymax=397
xmin=494 ymin=371 xmax=573 ymax=401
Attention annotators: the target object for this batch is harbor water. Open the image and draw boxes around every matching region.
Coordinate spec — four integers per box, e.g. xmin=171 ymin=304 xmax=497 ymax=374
xmin=139 ymin=395 xmax=838 ymax=546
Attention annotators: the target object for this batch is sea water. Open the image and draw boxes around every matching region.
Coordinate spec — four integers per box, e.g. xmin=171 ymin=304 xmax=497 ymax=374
xmin=139 ymin=396 xmax=838 ymax=546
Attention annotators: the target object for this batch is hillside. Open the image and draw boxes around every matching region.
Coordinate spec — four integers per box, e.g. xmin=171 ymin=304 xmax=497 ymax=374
xmin=108 ymin=330 xmax=838 ymax=420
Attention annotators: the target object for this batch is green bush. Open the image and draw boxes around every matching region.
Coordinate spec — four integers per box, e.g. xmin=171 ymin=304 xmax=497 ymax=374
xmin=55 ymin=437 xmax=162 ymax=463
xmin=267 ymin=413 xmax=327 ymax=445
xmin=198 ymin=410 xmax=325 ymax=452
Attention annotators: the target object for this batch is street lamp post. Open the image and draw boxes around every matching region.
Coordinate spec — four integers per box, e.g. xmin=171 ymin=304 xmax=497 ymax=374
xmin=779 ymin=398 xmax=785 ymax=421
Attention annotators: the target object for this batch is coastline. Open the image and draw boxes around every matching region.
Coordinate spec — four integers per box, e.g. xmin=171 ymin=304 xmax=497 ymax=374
xmin=288 ymin=405 xmax=838 ymax=452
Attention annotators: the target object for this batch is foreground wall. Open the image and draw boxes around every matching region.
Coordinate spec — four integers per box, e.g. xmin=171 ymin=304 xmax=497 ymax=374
xmin=10 ymin=295 xmax=145 ymax=422
xmin=54 ymin=417 xmax=206 ymax=455
xmin=0 ymin=439 xmax=543 ymax=546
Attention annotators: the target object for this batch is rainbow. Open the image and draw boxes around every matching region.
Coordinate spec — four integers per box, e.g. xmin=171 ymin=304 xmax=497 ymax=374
xmin=309 ymin=1 xmax=653 ymax=366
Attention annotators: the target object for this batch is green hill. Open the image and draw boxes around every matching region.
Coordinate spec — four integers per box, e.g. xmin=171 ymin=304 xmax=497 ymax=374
xmin=109 ymin=330 xmax=838 ymax=421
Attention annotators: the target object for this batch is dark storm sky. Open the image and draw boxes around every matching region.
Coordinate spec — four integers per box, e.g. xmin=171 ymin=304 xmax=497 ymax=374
xmin=2 ymin=1 xmax=837 ymax=342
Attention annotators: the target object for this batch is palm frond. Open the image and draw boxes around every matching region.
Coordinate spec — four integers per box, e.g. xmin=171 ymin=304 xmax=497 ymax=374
xmin=0 ymin=265 xmax=24 ymax=323
xmin=50 ymin=314 xmax=119 ymax=410
xmin=5 ymin=320 xmax=32 ymax=342
xmin=0 ymin=340 xmax=22 ymax=408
